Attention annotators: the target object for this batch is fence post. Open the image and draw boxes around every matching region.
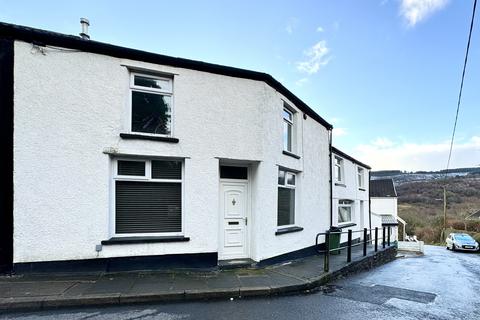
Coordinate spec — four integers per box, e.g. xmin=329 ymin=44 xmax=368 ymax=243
xmin=347 ymin=229 xmax=352 ymax=263
xmin=363 ymin=228 xmax=367 ymax=256
xmin=375 ymin=227 xmax=378 ymax=252
xmin=324 ymin=231 xmax=330 ymax=272
xmin=382 ymin=227 xmax=386 ymax=248
xmin=388 ymin=226 xmax=391 ymax=246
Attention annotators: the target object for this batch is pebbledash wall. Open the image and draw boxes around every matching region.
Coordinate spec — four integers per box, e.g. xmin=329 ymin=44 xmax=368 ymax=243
xmin=12 ymin=40 xmax=331 ymax=267
xmin=331 ymin=147 xmax=371 ymax=243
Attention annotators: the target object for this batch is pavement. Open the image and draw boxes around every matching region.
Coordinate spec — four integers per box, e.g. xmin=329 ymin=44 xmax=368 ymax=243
xmin=0 ymin=244 xmax=395 ymax=312
xmin=2 ymin=245 xmax=478 ymax=320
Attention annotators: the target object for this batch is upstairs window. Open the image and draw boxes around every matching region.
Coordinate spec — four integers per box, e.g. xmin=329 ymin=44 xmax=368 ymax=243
xmin=338 ymin=200 xmax=354 ymax=224
xmin=283 ymin=107 xmax=294 ymax=152
xmin=130 ymin=73 xmax=173 ymax=136
xmin=357 ymin=167 xmax=365 ymax=189
xmin=277 ymin=169 xmax=296 ymax=227
xmin=334 ymin=156 xmax=344 ymax=183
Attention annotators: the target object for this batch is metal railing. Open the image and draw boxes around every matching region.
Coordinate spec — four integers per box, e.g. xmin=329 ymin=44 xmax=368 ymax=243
xmin=315 ymin=226 xmax=393 ymax=272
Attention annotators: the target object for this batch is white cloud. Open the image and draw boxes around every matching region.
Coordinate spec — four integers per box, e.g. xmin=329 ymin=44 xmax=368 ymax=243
xmin=316 ymin=26 xmax=324 ymax=32
xmin=296 ymin=40 xmax=331 ymax=74
xmin=372 ymin=137 xmax=395 ymax=148
xmin=295 ymin=78 xmax=309 ymax=86
xmin=354 ymin=136 xmax=480 ymax=171
xmin=333 ymin=127 xmax=348 ymax=138
xmin=400 ymin=0 xmax=449 ymax=27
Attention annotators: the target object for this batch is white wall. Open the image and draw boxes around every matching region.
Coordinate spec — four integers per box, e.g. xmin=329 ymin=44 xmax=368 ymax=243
xmin=371 ymin=197 xmax=398 ymax=241
xmin=371 ymin=198 xmax=398 ymax=217
xmin=13 ymin=41 xmax=331 ymax=263
xmin=331 ymin=153 xmax=370 ymax=242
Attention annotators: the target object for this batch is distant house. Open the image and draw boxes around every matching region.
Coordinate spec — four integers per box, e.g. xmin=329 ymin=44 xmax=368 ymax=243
xmin=370 ymin=179 xmax=402 ymax=241
xmin=331 ymin=147 xmax=371 ymax=243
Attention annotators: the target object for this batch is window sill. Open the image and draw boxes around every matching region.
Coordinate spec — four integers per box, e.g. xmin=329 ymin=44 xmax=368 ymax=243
xmin=337 ymin=223 xmax=357 ymax=229
xmin=282 ymin=150 xmax=301 ymax=159
xmin=359 ymin=188 xmax=366 ymax=191
xmin=334 ymin=182 xmax=346 ymax=187
xmin=120 ymin=133 xmax=179 ymax=143
xmin=101 ymin=236 xmax=190 ymax=245
xmin=275 ymin=226 xmax=304 ymax=236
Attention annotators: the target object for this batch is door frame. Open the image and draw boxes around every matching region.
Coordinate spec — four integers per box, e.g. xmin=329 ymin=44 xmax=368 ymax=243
xmin=218 ymin=167 xmax=252 ymax=261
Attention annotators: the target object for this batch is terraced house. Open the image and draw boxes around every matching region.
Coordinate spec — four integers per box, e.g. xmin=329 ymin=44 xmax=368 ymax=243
xmin=0 ymin=22 xmax=371 ymax=273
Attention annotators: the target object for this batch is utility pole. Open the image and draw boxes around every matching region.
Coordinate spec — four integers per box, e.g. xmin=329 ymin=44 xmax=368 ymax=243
xmin=442 ymin=186 xmax=447 ymax=242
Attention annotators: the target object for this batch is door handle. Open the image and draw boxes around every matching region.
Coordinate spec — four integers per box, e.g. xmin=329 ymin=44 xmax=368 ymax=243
xmin=245 ymin=217 xmax=248 ymax=225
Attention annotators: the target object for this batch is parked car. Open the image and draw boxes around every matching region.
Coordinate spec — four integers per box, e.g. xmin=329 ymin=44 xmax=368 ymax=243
xmin=446 ymin=233 xmax=479 ymax=252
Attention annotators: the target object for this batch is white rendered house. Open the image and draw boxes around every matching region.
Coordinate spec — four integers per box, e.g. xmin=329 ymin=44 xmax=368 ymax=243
xmin=370 ymin=179 xmax=399 ymax=241
xmin=0 ymin=22 xmax=378 ymax=273
xmin=331 ymin=147 xmax=371 ymax=243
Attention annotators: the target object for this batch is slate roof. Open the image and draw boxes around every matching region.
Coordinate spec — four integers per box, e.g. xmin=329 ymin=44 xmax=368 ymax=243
xmin=0 ymin=22 xmax=332 ymax=130
xmin=370 ymin=179 xmax=397 ymax=197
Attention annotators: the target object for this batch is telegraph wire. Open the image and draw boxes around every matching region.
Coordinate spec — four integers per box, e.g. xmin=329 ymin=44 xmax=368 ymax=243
xmin=444 ymin=0 xmax=477 ymax=181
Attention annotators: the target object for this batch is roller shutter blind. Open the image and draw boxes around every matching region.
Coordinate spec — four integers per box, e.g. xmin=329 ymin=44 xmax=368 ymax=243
xmin=115 ymin=180 xmax=182 ymax=234
xmin=115 ymin=181 xmax=182 ymax=234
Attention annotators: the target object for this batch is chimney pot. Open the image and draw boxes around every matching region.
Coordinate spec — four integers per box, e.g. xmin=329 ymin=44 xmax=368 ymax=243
xmin=80 ymin=18 xmax=90 ymax=40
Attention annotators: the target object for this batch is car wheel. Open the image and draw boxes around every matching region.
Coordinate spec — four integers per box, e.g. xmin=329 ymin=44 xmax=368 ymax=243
xmin=452 ymin=245 xmax=456 ymax=252
xmin=446 ymin=245 xmax=450 ymax=250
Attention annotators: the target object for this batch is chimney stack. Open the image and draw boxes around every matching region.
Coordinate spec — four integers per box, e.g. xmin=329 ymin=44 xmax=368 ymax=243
xmin=79 ymin=18 xmax=90 ymax=40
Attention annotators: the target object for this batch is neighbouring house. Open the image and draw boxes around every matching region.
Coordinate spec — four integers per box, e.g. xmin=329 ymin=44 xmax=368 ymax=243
xmin=370 ymin=179 xmax=400 ymax=241
xmin=331 ymin=147 xmax=371 ymax=243
xmin=0 ymin=22 xmax=372 ymax=273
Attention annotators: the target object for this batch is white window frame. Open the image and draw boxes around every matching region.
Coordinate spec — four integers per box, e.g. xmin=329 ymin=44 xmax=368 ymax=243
xmin=338 ymin=199 xmax=354 ymax=225
xmin=110 ymin=158 xmax=184 ymax=237
xmin=334 ymin=156 xmax=344 ymax=183
xmin=277 ymin=169 xmax=296 ymax=228
xmin=283 ymin=106 xmax=294 ymax=152
xmin=357 ymin=166 xmax=365 ymax=189
xmin=129 ymin=72 xmax=174 ymax=137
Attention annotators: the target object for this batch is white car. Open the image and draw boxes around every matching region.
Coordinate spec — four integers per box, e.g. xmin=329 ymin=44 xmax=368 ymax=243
xmin=446 ymin=233 xmax=479 ymax=252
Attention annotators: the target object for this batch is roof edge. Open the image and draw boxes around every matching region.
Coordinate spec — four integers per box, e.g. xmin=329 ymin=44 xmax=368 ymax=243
xmin=0 ymin=22 xmax=332 ymax=130
xmin=331 ymin=146 xmax=371 ymax=169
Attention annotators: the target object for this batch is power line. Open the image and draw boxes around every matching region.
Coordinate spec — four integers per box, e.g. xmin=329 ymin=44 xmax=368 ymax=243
xmin=444 ymin=0 xmax=477 ymax=181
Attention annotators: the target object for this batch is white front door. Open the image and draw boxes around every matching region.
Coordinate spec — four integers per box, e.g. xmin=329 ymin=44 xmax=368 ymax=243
xmin=219 ymin=182 xmax=248 ymax=260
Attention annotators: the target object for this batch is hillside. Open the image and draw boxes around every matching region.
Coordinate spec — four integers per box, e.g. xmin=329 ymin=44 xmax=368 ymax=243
xmin=395 ymin=176 xmax=480 ymax=244
xmin=372 ymin=167 xmax=480 ymax=185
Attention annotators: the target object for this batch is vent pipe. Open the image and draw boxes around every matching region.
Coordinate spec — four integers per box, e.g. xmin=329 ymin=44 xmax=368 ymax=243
xmin=79 ymin=18 xmax=90 ymax=40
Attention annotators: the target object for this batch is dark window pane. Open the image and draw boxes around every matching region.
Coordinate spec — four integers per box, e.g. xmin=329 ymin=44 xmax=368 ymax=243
xmin=283 ymin=109 xmax=292 ymax=121
xmin=118 ymin=160 xmax=145 ymax=176
xmin=287 ymin=173 xmax=295 ymax=185
xmin=134 ymin=75 xmax=171 ymax=91
xmin=132 ymin=91 xmax=171 ymax=135
xmin=220 ymin=166 xmax=248 ymax=179
xmin=277 ymin=187 xmax=295 ymax=226
xmin=152 ymin=160 xmax=182 ymax=179
xmin=116 ymin=181 xmax=181 ymax=234
xmin=278 ymin=170 xmax=285 ymax=185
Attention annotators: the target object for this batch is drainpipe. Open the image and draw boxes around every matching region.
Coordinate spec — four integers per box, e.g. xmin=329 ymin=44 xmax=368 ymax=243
xmin=368 ymin=170 xmax=372 ymax=232
xmin=328 ymin=129 xmax=333 ymax=228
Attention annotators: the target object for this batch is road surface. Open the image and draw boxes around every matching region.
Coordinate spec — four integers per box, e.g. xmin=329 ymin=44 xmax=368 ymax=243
xmin=2 ymin=245 xmax=479 ymax=320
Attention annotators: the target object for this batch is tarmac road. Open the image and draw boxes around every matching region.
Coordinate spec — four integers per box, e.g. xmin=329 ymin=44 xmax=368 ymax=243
xmin=2 ymin=245 xmax=479 ymax=320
